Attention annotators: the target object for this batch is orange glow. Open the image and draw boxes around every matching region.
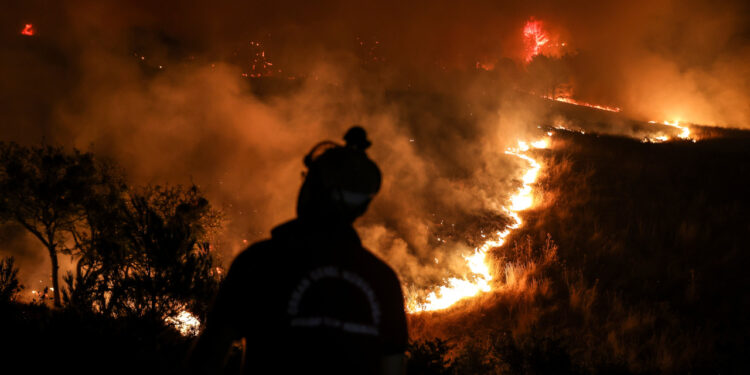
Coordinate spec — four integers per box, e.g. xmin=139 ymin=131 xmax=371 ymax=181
xmin=165 ymin=310 xmax=201 ymax=336
xmin=524 ymin=19 xmax=549 ymax=62
xmin=647 ymin=120 xmax=693 ymax=142
xmin=542 ymin=95 xmax=622 ymax=113
xmin=21 ymin=24 xmax=34 ymax=36
xmin=663 ymin=120 xmax=691 ymax=140
xmin=475 ymin=61 xmax=495 ymax=71
xmin=410 ymin=137 xmax=549 ymax=312
xmin=642 ymin=135 xmax=669 ymax=143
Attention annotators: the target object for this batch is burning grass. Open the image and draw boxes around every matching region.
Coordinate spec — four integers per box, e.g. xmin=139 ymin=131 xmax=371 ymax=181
xmin=2 ymin=122 xmax=748 ymax=374
xmin=408 ymin=130 xmax=750 ymax=373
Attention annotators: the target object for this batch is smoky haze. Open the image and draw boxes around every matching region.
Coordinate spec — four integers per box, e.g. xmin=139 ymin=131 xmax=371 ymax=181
xmin=1 ymin=0 xmax=748 ymax=299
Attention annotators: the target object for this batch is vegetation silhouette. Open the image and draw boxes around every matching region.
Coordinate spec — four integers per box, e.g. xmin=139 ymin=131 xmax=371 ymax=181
xmin=0 ymin=256 xmax=22 ymax=305
xmin=64 ymin=184 xmax=222 ymax=320
xmin=190 ymin=127 xmax=408 ymax=374
xmin=0 ymin=142 xmax=121 ymax=306
xmin=0 ymin=143 xmax=222 ymax=374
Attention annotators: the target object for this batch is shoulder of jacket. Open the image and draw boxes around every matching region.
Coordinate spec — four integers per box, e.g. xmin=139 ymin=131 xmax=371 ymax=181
xmin=231 ymin=239 xmax=276 ymax=266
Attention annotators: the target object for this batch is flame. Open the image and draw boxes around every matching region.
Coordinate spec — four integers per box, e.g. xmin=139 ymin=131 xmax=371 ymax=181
xmin=522 ymin=18 xmax=568 ymax=63
xmin=165 ymin=310 xmax=202 ymax=336
xmin=663 ymin=120 xmax=691 ymax=140
xmin=407 ymin=113 xmax=700 ymax=312
xmin=410 ymin=138 xmax=549 ymax=312
xmin=542 ymin=95 xmax=622 ymax=113
xmin=553 ymin=125 xmax=585 ymax=134
xmin=531 ymin=139 xmax=549 ymax=149
xmin=643 ymin=135 xmax=669 ymax=143
xmin=523 ymin=19 xmax=549 ymax=62
xmin=21 ymin=24 xmax=34 ymax=36
xmin=537 ymin=83 xmax=621 ymax=113
xmin=647 ymin=120 xmax=693 ymax=142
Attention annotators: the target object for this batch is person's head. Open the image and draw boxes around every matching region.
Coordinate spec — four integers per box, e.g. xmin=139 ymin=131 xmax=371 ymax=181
xmin=297 ymin=126 xmax=381 ymax=224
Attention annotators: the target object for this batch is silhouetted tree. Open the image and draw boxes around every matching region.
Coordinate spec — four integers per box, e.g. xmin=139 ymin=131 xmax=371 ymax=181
xmin=0 ymin=256 xmax=23 ymax=304
xmin=63 ymin=165 xmax=129 ymax=312
xmin=0 ymin=143 xmax=120 ymax=306
xmin=64 ymin=184 xmax=222 ymax=319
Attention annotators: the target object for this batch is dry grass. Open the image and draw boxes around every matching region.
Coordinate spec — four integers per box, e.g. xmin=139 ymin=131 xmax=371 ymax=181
xmin=408 ymin=130 xmax=750 ymax=374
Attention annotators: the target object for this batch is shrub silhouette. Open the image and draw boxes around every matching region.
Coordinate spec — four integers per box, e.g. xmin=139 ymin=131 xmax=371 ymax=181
xmin=0 ymin=256 xmax=22 ymax=304
xmin=64 ymin=184 xmax=222 ymax=320
xmin=0 ymin=142 xmax=122 ymax=306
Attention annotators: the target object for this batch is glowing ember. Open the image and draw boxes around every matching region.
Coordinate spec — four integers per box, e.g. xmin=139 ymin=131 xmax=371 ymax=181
xmin=242 ymin=41 xmax=281 ymax=78
xmin=553 ymin=125 xmax=585 ymax=134
xmin=411 ymin=138 xmax=549 ymax=312
xmin=165 ymin=310 xmax=201 ymax=336
xmin=643 ymin=135 xmax=669 ymax=143
xmin=475 ymin=61 xmax=495 ymax=71
xmin=521 ymin=18 xmax=568 ymax=63
xmin=663 ymin=120 xmax=691 ymax=140
xmin=543 ymin=95 xmax=622 ymax=113
xmin=647 ymin=120 xmax=692 ymax=141
xmin=21 ymin=24 xmax=34 ymax=36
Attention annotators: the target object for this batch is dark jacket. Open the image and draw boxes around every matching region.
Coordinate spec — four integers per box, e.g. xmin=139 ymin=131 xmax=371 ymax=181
xmin=205 ymin=219 xmax=408 ymax=374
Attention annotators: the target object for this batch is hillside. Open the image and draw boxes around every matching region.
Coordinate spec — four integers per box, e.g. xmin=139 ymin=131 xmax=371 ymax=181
xmin=408 ymin=125 xmax=750 ymax=373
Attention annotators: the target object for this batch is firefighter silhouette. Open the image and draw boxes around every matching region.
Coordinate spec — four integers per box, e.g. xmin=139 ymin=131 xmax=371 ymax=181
xmin=190 ymin=126 xmax=408 ymax=375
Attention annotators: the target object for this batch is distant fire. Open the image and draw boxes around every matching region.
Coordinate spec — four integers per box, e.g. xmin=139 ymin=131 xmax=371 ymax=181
xmin=521 ymin=18 xmax=618 ymax=112
xmin=21 ymin=24 xmax=34 ymax=36
xmin=661 ymin=120 xmax=691 ymax=140
xmin=410 ymin=137 xmax=549 ymax=312
xmin=543 ymin=95 xmax=622 ymax=113
xmin=523 ymin=18 xmax=567 ymax=63
xmin=524 ymin=19 xmax=549 ymax=62
xmin=646 ymin=120 xmax=693 ymax=142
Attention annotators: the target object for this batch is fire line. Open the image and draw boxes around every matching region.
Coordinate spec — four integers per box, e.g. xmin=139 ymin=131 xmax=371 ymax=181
xmin=409 ymin=137 xmax=550 ymax=313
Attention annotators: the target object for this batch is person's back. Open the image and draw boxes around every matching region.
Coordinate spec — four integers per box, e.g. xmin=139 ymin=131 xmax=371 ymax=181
xmin=189 ymin=127 xmax=408 ymax=374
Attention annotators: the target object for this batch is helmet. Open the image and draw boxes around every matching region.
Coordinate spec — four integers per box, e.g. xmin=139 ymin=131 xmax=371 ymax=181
xmin=297 ymin=126 xmax=381 ymax=223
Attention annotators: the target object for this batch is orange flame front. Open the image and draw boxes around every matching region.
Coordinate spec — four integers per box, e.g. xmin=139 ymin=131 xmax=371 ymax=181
xmin=523 ymin=19 xmax=549 ymax=62
xmin=542 ymin=95 xmax=622 ymax=113
xmin=409 ymin=137 xmax=549 ymax=312
xmin=645 ymin=120 xmax=693 ymax=142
